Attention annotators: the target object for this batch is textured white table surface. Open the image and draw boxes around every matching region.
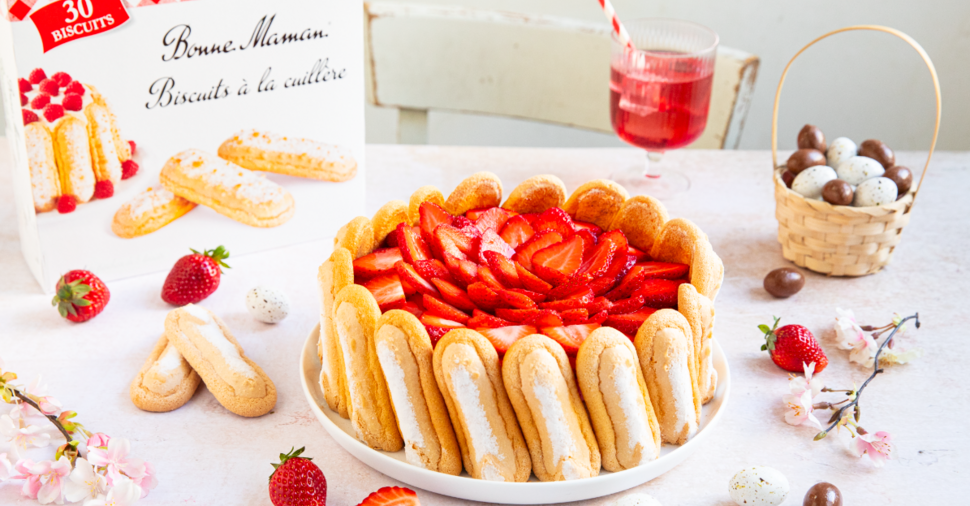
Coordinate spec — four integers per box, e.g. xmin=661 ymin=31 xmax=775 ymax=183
xmin=0 ymin=145 xmax=967 ymax=505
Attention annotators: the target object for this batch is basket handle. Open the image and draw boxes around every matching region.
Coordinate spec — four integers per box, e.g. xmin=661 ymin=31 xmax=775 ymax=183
xmin=771 ymin=25 xmax=941 ymax=205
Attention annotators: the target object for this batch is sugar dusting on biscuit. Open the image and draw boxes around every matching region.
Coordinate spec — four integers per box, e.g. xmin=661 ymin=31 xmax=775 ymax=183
xmin=182 ymin=304 xmax=257 ymax=380
xmin=525 ymin=350 xmax=586 ymax=480
xmin=125 ymin=187 xmax=177 ymax=219
xmin=227 ymin=129 xmax=354 ymax=161
xmin=171 ymin=149 xmax=286 ymax=204
xmin=377 ymin=339 xmax=427 ymax=468
xmin=652 ymin=328 xmax=698 ymax=441
xmin=600 ymin=346 xmax=657 ymax=467
xmin=143 ymin=343 xmax=186 ymax=396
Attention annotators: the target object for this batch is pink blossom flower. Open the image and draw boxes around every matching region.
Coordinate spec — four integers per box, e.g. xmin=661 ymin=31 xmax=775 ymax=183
xmin=87 ymin=437 xmax=145 ymax=484
xmin=133 ymin=461 xmax=157 ymax=497
xmin=834 ymin=308 xmax=877 ymax=365
xmin=0 ymin=414 xmax=52 ymax=459
xmin=14 ymin=459 xmax=43 ymax=499
xmin=14 ymin=457 xmax=72 ymax=504
xmin=84 ymin=476 xmax=142 ymax=506
xmin=63 ymin=458 xmax=107 ymax=503
xmin=783 ymin=389 xmax=822 ymax=429
xmin=0 ymin=452 xmax=15 ymax=482
xmin=788 ymin=362 xmax=823 ymax=398
xmin=853 ymin=430 xmax=894 ymax=467
xmin=86 ymin=433 xmax=111 ymax=450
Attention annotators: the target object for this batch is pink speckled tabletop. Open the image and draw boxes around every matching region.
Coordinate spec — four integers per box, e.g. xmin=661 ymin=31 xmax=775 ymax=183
xmin=0 ymin=145 xmax=966 ymax=505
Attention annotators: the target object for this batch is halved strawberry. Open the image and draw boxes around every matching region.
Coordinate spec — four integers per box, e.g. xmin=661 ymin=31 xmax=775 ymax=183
xmin=588 ymin=296 xmax=614 ymax=315
xmin=576 ymin=229 xmax=598 ymax=252
xmin=604 ymin=263 xmax=653 ymax=301
xmin=591 ymin=253 xmax=637 ymax=296
xmin=608 ymin=295 xmax=646 ymax=315
xmin=399 ymin=300 xmax=425 ymax=318
xmin=468 ymin=309 xmax=515 ymax=328
xmin=515 ymin=261 xmax=553 ymax=294
xmin=385 ymin=231 xmax=399 ymax=248
xmin=499 ymin=289 xmax=538 ymax=309
xmin=453 ymin=216 xmax=475 ymax=229
xmin=476 ymin=325 xmax=537 ymax=355
xmin=606 ymin=264 xmax=689 ymax=301
xmin=466 ymin=282 xmax=504 ymax=311
xmin=546 ymin=280 xmax=593 ymax=301
xmin=572 ymin=221 xmax=602 ymax=237
xmin=495 ymin=308 xmax=536 ymax=323
xmin=598 ymin=229 xmax=629 ymax=253
xmin=356 ymin=486 xmax=420 ymax=506
xmin=423 ymin=294 xmax=470 ymax=324
xmin=499 ymin=215 xmax=535 ymax=250
xmin=638 ymin=261 xmax=690 ymax=280
xmin=465 ymin=208 xmax=489 ymax=221
xmin=429 ymin=278 xmax=477 ymax=312
xmin=628 ymin=246 xmax=650 ymax=262
xmin=435 ymin=224 xmax=480 ymax=259
xmin=561 ymin=308 xmax=589 ymax=325
xmin=478 ymin=229 xmax=515 ymax=264
xmin=395 ymin=261 xmax=440 ymax=297
xmin=533 ymin=235 xmax=585 ymax=285
xmin=633 ymin=278 xmax=688 ymax=309
xmin=525 ymin=309 xmax=563 ymax=327
xmin=506 ymin=288 xmax=546 ymax=303
xmin=483 ymin=251 xmax=522 ymax=289
xmin=514 ymin=231 xmax=563 ymax=271
xmin=540 ymin=287 xmax=594 ymax=311
xmin=604 ymin=308 xmax=658 ymax=338
xmin=413 ymin=258 xmax=455 ymax=284
xmin=353 ymin=247 xmax=403 ymax=279
xmin=474 ymin=207 xmax=512 ymax=233
xmin=363 ymin=274 xmax=406 ymax=311
xmin=395 ymin=223 xmax=433 ymax=264
xmin=420 ymin=314 xmax=465 ymax=345
xmin=442 ymin=252 xmax=479 ymax=287
xmin=400 ymin=276 xmax=417 ymax=296
xmin=419 ymin=201 xmax=454 ymax=243
xmin=476 ymin=265 xmax=506 ymax=291
xmin=587 ymin=310 xmax=609 ymax=325
xmin=541 ymin=324 xmax=600 ymax=354
xmin=533 ymin=207 xmax=574 ymax=237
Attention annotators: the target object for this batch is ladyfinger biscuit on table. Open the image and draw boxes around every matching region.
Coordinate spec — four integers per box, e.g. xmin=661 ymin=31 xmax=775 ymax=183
xmin=333 ymin=285 xmax=403 ymax=451
xmin=562 ymin=179 xmax=629 ymax=230
xmin=503 ymin=335 xmax=600 ymax=481
xmin=634 ymin=310 xmax=701 ymax=445
xmin=679 ymin=283 xmax=717 ymax=404
xmin=408 ymin=186 xmax=445 ymax=225
xmin=608 ymin=195 xmax=670 ymax=253
xmin=317 ymin=247 xmax=355 ymax=418
xmin=54 ymin=116 xmax=96 ymax=203
xmin=86 ymin=103 xmax=124 ymax=185
xmin=160 ymin=149 xmax=295 ymax=228
xmin=112 ymin=187 xmax=196 ymax=238
xmin=576 ymin=327 xmax=661 ymax=472
xmin=217 ymin=129 xmax=357 ymax=182
xmin=433 ymin=329 xmax=531 ymax=482
xmin=334 ymin=216 xmax=376 ymax=259
xmin=129 ymin=334 xmax=201 ymax=413
xmin=371 ymin=200 xmax=409 ymax=246
xmin=164 ymin=304 xmax=277 ymax=417
xmin=501 ymin=175 xmax=567 ymax=214
xmin=25 ymin=123 xmax=60 ymax=213
xmin=445 ymin=172 xmax=503 ymax=216
xmin=374 ymin=310 xmax=461 ymax=475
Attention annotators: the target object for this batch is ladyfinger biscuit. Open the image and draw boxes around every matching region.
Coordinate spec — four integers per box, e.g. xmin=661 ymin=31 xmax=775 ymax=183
xmin=160 ymin=149 xmax=295 ymax=228
xmin=433 ymin=329 xmax=531 ymax=482
xmin=374 ymin=310 xmax=461 ymax=474
xmin=408 ymin=185 xmax=445 ymax=225
xmin=333 ymin=285 xmax=403 ymax=451
xmin=576 ymin=327 xmax=661 ymax=472
xmin=649 ymin=218 xmax=706 ymax=266
xmin=501 ymin=175 xmax=567 ymax=214
xmin=317 ymin=247 xmax=354 ymax=418
xmin=503 ymin=335 xmax=600 ymax=481
xmin=633 ymin=310 xmax=701 ymax=445
xmin=690 ymin=239 xmax=724 ymax=301
xmin=445 ymin=172 xmax=503 ymax=216
xmin=164 ymin=304 xmax=277 ymax=417
xmin=371 ymin=200 xmax=409 ymax=246
xmin=53 ymin=116 xmax=96 ymax=203
xmin=562 ymin=179 xmax=629 ymax=230
xmin=678 ymin=284 xmax=717 ymax=404
xmin=217 ymin=129 xmax=357 ymax=182
xmin=129 ymin=334 xmax=201 ymax=412
xmin=334 ymin=216 xmax=376 ymax=259
xmin=86 ymin=103 xmax=123 ymax=185
xmin=112 ymin=187 xmax=196 ymax=238
xmin=25 ymin=123 xmax=60 ymax=213
xmin=608 ymin=196 xmax=669 ymax=253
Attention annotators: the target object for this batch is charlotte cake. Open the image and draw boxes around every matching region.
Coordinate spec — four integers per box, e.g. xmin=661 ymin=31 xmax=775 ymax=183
xmin=129 ymin=334 xmax=201 ymax=413
xmin=317 ymin=247 xmax=355 ymax=418
xmin=678 ymin=284 xmax=717 ymax=404
xmin=111 ymin=186 xmax=196 ymax=238
xmin=216 ymin=129 xmax=357 ymax=182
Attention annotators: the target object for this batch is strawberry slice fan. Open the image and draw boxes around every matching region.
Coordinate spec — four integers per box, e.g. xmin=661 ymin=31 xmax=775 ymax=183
xmin=342 ymin=173 xmax=723 ymax=359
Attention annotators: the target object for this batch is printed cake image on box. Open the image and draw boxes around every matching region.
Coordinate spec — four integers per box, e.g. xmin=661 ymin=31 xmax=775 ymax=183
xmin=0 ymin=0 xmax=365 ymax=290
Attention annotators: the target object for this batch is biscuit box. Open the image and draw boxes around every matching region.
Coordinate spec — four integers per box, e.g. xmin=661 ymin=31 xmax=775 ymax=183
xmin=0 ymin=0 xmax=365 ymax=291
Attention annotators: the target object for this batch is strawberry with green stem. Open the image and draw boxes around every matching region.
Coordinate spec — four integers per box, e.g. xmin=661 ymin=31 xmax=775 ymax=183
xmin=269 ymin=447 xmax=327 ymax=506
xmin=161 ymin=246 xmax=230 ymax=305
xmin=52 ymin=270 xmax=110 ymax=322
xmin=760 ymin=316 xmax=828 ymax=373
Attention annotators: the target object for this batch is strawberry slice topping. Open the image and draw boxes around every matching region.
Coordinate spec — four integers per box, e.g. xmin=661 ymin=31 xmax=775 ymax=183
xmin=525 ymin=309 xmax=563 ymax=327
xmin=353 ymin=247 xmax=403 ymax=279
xmin=419 ymin=201 xmax=454 ymax=241
xmin=533 ymin=207 xmax=575 ymax=237
xmin=466 ymin=282 xmax=504 ymax=311
xmin=483 ymin=250 xmax=522 ymax=289
xmin=604 ymin=308 xmax=659 ymax=338
xmin=363 ymin=274 xmax=406 ymax=311
xmin=396 ymin=223 xmax=433 ymax=264
xmin=356 ymin=486 xmax=420 ymax=506
xmin=429 ymin=278 xmax=477 ymax=312
xmin=468 ymin=309 xmax=515 ymax=328
xmin=420 ymin=314 xmax=465 ymax=345
xmin=413 ymin=259 xmax=455 ymax=284
xmin=605 ymin=261 xmax=689 ymax=301
xmin=532 ymin=235 xmax=585 ymax=285
xmin=423 ymin=294 xmax=470 ymax=324
xmin=541 ymin=324 xmax=600 ymax=354
xmin=607 ymin=295 xmax=646 ymax=315
xmin=474 ymin=207 xmax=512 ymax=233
xmin=515 ymin=261 xmax=553 ymax=294
xmin=476 ymin=265 xmax=506 ymax=291
xmin=561 ymin=308 xmax=589 ymax=325
xmin=632 ymin=278 xmax=688 ymax=309
xmin=476 ymin=325 xmax=537 ymax=355
xmin=395 ymin=260 xmax=440 ymax=297
xmin=628 ymin=246 xmax=650 ymax=262
xmin=499 ymin=215 xmax=535 ymax=249
xmin=514 ymin=231 xmax=563 ymax=271
xmin=499 ymin=289 xmax=538 ymax=310
xmin=478 ymin=229 xmax=515 ymax=264
xmin=540 ymin=287 xmax=594 ymax=311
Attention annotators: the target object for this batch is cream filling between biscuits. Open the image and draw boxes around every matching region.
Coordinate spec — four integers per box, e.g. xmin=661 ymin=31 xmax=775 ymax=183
xmin=599 ymin=345 xmax=657 ymax=468
xmin=699 ymin=297 xmax=717 ymax=396
xmin=180 ymin=305 xmax=265 ymax=399
xmin=653 ymin=328 xmax=698 ymax=441
xmin=376 ymin=330 xmax=430 ymax=469
xmin=335 ymin=302 xmax=389 ymax=443
xmin=143 ymin=343 xmax=189 ymax=396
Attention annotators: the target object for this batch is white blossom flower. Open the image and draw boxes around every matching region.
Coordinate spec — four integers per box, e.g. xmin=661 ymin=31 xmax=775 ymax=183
xmin=83 ymin=476 xmax=142 ymax=506
xmin=64 ymin=458 xmax=107 ymax=503
xmin=852 ymin=431 xmax=895 ymax=467
xmin=0 ymin=414 xmax=52 ymax=459
xmin=834 ymin=308 xmax=877 ymax=365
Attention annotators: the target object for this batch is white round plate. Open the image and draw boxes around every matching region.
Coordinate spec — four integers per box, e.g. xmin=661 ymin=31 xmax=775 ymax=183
xmin=299 ymin=324 xmax=730 ymax=504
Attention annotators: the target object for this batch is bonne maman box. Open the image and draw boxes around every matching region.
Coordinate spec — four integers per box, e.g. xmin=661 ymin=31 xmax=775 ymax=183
xmin=0 ymin=0 xmax=365 ymax=291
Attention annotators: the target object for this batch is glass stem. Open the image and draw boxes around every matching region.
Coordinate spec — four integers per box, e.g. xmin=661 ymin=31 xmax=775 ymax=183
xmin=643 ymin=151 xmax=663 ymax=179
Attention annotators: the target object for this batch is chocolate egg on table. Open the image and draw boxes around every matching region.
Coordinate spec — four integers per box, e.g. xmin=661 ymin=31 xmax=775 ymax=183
xmin=781 ymin=170 xmax=796 ymax=188
xmin=797 ymin=124 xmax=827 ymax=152
xmin=729 ymin=466 xmax=790 ymax=506
xmin=821 ymin=179 xmax=854 ymax=206
xmin=884 ymin=165 xmax=913 ymax=195
xmin=786 ymin=149 xmax=827 ymax=174
xmin=858 ymin=139 xmax=895 ymax=168
xmin=792 ymin=165 xmax=837 ymax=199
xmin=803 ymin=482 xmax=843 ymax=506
xmin=764 ymin=268 xmax=805 ymax=298
xmin=854 ymin=177 xmax=898 ymax=207
xmin=836 ymin=156 xmax=884 ymax=185
xmin=826 ymin=137 xmax=857 ymax=169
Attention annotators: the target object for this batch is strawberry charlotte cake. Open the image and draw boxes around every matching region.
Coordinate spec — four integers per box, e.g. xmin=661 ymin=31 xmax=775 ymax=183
xmin=317 ymin=173 xmax=723 ymax=481
xmin=19 ymin=68 xmax=136 ymax=213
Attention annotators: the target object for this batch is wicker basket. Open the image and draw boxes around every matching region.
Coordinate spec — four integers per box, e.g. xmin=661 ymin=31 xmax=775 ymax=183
xmin=771 ymin=25 xmax=941 ymax=276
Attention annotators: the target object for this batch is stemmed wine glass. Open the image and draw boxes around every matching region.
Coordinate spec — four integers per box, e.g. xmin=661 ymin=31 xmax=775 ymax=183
xmin=609 ymin=19 xmax=718 ymax=199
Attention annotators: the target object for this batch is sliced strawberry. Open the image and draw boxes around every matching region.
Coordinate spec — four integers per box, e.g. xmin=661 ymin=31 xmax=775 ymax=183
xmin=533 ymin=207 xmax=574 ymax=237
xmin=453 ymin=215 xmax=475 ymax=229
xmin=495 ymin=308 xmax=539 ymax=324
xmin=400 ymin=275 xmax=417 ymax=296
xmin=499 ymin=215 xmax=535 ymax=250
xmin=476 ymin=265 xmax=506 ymax=291
xmin=561 ymin=308 xmax=589 ymax=325
xmin=572 ymin=221 xmax=602 ymax=237
xmin=484 ymin=251 xmax=522 ymax=289
xmin=540 ymin=287 xmax=594 ymax=311
xmin=478 ymin=229 xmax=515 ymax=264
xmin=419 ymin=201 xmax=454 ymax=243
xmin=541 ymin=324 xmax=600 ymax=354
xmin=507 ymin=288 xmax=546 ymax=303
xmin=605 ymin=262 xmax=690 ymax=301
xmin=533 ymin=235 xmax=585 ymax=285
xmin=399 ymin=300 xmax=425 ymax=318
xmin=434 ymin=224 xmax=480 ymax=259
xmin=442 ymin=252 xmax=479 ymax=287
xmin=576 ymin=229 xmax=598 ymax=253
xmin=356 ymin=486 xmax=421 ymax=506
xmin=628 ymin=246 xmax=650 ymax=262
xmin=638 ymin=261 xmax=690 ymax=280
xmin=423 ymin=294 xmax=470 ymax=324
xmin=499 ymin=289 xmax=538 ymax=309
xmin=421 ymin=314 xmax=466 ymax=345
xmin=363 ymin=274 xmax=406 ymax=311
xmin=429 ymin=278 xmax=476 ymax=312
xmin=546 ymin=280 xmax=593 ymax=301
xmin=385 ymin=231 xmax=399 ymax=248
xmin=474 ymin=207 xmax=512 ymax=233
xmin=395 ymin=223 xmax=432 ymax=264
xmin=604 ymin=264 xmax=649 ymax=301
xmin=395 ymin=261 xmax=440 ymax=297
xmin=352 ymin=247 xmax=403 ymax=279
xmin=515 ymin=261 xmax=553 ymax=294
xmin=465 ymin=208 xmax=489 ymax=221
xmin=413 ymin=259 xmax=455 ymax=284
xmin=598 ymin=229 xmax=629 ymax=253
xmin=587 ymin=310 xmax=609 ymax=325
xmin=604 ymin=308 xmax=658 ymax=338
xmin=633 ymin=278 xmax=688 ymax=309
xmin=592 ymin=253 xmax=637 ymax=296
xmin=607 ymin=295 xmax=646 ymax=314
xmin=466 ymin=282 xmax=504 ymax=311
xmin=468 ymin=309 xmax=515 ymax=329
xmin=526 ymin=309 xmax=563 ymax=327
xmin=588 ymin=296 xmax=614 ymax=315
xmin=476 ymin=325 xmax=537 ymax=355
xmin=514 ymin=231 xmax=563 ymax=271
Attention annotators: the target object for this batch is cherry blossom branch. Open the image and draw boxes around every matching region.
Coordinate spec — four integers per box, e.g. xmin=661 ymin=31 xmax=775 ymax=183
xmin=11 ymin=388 xmax=73 ymax=443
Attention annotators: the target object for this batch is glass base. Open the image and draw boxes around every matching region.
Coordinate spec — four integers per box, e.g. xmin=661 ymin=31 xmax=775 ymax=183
xmin=611 ymin=165 xmax=690 ymax=200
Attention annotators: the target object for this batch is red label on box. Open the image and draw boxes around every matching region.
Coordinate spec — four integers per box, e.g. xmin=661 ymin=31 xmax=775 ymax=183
xmin=30 ymin=0 xmax=129 ymax=53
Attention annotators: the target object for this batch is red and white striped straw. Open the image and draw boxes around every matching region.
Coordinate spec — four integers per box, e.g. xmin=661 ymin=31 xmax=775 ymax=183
xmin=598 ymin=0 xmax=634 ymax=49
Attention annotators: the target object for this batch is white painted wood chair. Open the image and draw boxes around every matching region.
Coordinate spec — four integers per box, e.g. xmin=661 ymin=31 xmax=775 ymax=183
xmin=364 ymin=3 xmax=760 ymax=148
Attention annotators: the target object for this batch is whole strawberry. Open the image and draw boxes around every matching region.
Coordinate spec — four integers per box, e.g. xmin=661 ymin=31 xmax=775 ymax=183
xmin=52 ymin=270 xmax=110 ymax=322
xmin=161 ymin=246 xmax=230 ymax=305
xmin=269 ymin=447 xmax=327 ymax=506
xmin=760 ymin=316 xmax=828 ymax=373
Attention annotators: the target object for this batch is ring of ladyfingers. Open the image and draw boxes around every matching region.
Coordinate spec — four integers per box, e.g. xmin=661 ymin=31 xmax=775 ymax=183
xmin=318 ymin=247 xmax=355 ymax=418
xmin=407 ymin=186 xmax=446 ymax=225
xmin=164 ymin=304 xmax=277 ymax=417
xmin=503 ymin=335 xmax=600 ymax=481
xmin=112 ymin=187 xmax=196 ymax=238
xmin=371 ymin=200 xmax=409 ymax=246
xmin=678 ymin=284 xmax=717 ymax=404
xmin=561 ymin=179 xmax=629 ymax=230
xmin=374 ymin=310 xmax=461 ymax=474
xmin=129 ymin=334 xmax=201 ymax=413
xmin=501 ymin=175 xmax=567 ymax=214
xmin=444 ymin=172 xmax=503 ymax=216
xmin=217 ymin=129 xmax=357 ymax=182
xmin=334 ymin=216 xmax=376 ymax=260
xmin=576 ymin=327 xmax=661 ymax=472
xmin=433 ymin=329 xmax=531 ymax=482
xmin=608 ymin=195 xmax=669 ymax=253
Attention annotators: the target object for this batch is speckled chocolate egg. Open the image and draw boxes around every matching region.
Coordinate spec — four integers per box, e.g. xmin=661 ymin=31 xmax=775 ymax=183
xmin=854 ymin=177 xmax=898 ymax=207
xmin=884 ymin=165 xmax=913 ymax=195
xmin=245 ymin=285 xmax=290 ymax=323
xmin=826 ymin=137 xmax=857 ymax=169
xmin=797 ymin=124 xmax=827 ymax=152
xmin=609 ymin=493 xmax=664 ymax=506
xmin=791 ymin=165 xmax=837 ymax=199
xmin=803 ymin=482 xmax=843 ymax=506
xmin=836 ymin=156 xmax=884 ymax=185
xmin=786 ymin=149 xmax=827 ymax=174
xmin=821 ymin=179 xmax=854 ymax=206
xmin=729 ymin=466 xmax=790 ymax=506
xmin=858 ymin=139 xmax=895 ymax=168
